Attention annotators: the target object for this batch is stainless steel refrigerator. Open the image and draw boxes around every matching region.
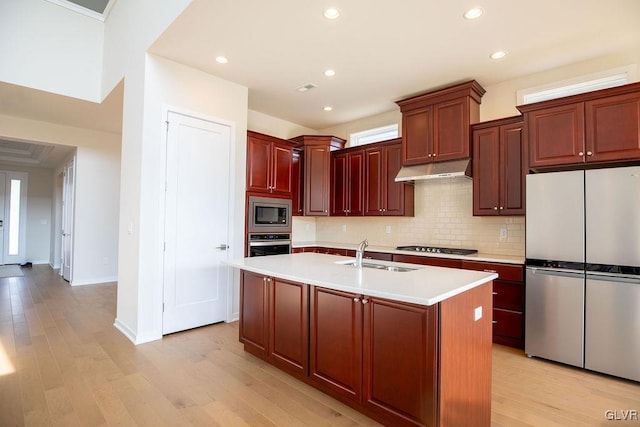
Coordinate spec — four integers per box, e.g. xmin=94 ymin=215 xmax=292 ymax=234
xmin=525 ymin=166 xmax=640 ymax=382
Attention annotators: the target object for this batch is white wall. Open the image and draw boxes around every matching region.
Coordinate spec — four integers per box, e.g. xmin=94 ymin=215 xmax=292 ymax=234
xmin=113 ymin=54 xmax=248 ymax=344
xmin=0 ymin=114 xmax=121 ymax=284
xmin=247 ymin=110 xmax=317 ymax=139
xmin=0 ymin=0 xmax=103 ymax=101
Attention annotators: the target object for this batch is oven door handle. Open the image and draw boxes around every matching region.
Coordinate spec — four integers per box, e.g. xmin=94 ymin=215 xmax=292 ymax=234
xmin=249 ymin=240 xmax=292 ymax=247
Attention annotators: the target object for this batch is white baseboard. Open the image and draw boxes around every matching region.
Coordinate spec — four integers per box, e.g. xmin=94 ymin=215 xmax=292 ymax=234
xmin=71 ymin=276 xmax=118 ymax=286
xmin=113 ymin=318 xmax=137 ymax=344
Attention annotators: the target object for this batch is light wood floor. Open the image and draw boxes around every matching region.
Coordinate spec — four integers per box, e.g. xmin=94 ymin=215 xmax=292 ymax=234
xmin=1 ymin=266 xmax=638 ymax=426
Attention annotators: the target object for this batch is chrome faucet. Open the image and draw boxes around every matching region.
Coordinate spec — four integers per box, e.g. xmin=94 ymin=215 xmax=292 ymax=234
xmin=355 ymin=239 xmax=369 ymax=268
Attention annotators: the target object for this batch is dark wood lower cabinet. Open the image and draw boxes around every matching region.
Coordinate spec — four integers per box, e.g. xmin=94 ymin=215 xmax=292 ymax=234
xmin=240 ymin=270 xmax=493 ymax=426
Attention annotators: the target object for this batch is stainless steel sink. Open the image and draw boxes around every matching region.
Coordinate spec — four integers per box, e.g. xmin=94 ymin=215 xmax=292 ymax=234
xmin=338 ymin=260 xmax=417 ymax=272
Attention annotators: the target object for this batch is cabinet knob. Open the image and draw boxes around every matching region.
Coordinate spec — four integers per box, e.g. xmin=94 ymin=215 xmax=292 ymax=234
xmin=428 ymin=154 xmax=432 ymax=157
xmin=353 ymin=297 xmax=360 ymax=303
xmin=492 ymin=292 xmax=498 ymax=295
xmin=499 ymin=206 xmax=504 ymax=210
xmin=493 ymin=206 xmax=498 ymax=210
xmin=433 ymin=153 xmax=437 ymax=157
xmin=579 ymin=152 xmax=584 ymax=157
xmin=362 ymin=299 xmax=369 ymax=304
xmin=587 ymin=151 xmax=593 ymax=156
xmin=492 ymin=320 xmax=498 ymax=324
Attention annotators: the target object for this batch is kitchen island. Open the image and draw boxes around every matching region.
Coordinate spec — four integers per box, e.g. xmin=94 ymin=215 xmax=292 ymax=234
xmin=227 ymin=253 xmax=498 ymax=427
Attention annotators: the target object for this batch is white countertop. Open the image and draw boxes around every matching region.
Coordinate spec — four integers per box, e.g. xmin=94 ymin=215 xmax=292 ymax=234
xmin=226 ymin=253 xmax=498 ymax=306
xmin=293 ymin=241 xmax=525 ymax=265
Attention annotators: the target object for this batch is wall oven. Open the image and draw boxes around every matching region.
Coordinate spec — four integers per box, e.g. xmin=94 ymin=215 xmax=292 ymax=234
xmin=247 ymin=196 xmax=292 ymax=257
xmin=247 ymin=233 xmax=291 ymax=257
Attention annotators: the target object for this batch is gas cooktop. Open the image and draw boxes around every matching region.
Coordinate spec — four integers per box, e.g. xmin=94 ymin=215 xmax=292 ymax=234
xmin=396 ymin=245 xmax=478 ymax=255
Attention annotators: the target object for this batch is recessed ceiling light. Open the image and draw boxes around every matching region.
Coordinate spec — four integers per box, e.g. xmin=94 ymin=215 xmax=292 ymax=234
xmin=215 ymin=56 xmax=228 ymax=64
xmin=323 ymin=8 xmax=340 ymax=19
xmin=324 ymin=69 xmax=336 ymax=77
xmin=463 ymin=7 xmax=484 ymax=20
xmin=323 ymin=106 xmax=333 ymax=112
xmin=490 ymin=50 xmax=507 ymax=59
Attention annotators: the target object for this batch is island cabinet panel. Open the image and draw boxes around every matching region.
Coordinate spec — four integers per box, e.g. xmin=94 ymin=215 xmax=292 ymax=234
xmin=438 ymin=282 xmax=493 ymax=427
xmin=309 ymin=287 xmax=363 ymax=402
xmin=392 ymin=253 xmax=463 ymax=269
xmin=239 ymin=271 xmax=269 ymax=358
xmin=246 ymin=131 xmax=295 ymax=196
xmin=268 ymin=278 xmax=309 ymax=378
xmin=362 ymin=298 xmax=438 ymax=427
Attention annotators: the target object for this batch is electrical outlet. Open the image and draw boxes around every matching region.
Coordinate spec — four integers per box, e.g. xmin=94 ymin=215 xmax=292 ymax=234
xmin=499 ymin=227 xmax=508 ymax=239
xmin=342 ymin=224 xmax=347 ymax=232
xmin=305 ymin=223 xmax=310 ymax=231
xmin=474 ymin=306 xmax=483 ymax=321
xmin=385 ymin=225 xmax=391 ymax=234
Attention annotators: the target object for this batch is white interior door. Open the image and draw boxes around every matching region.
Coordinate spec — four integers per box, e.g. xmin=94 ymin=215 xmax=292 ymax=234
xmin=61 ymin=159 xmax=75 ymax=281
xmin=163 ymin=111 xmax=231 ymax=335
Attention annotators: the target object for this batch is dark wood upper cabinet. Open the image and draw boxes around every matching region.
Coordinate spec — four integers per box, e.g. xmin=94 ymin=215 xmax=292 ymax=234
xmin=291 ymin=149 xmax=304 ymax=215
xmin=518 ymin=81 xmax=640 ymax=169
xmin=247 ymin=131 xmax=296 ymax=196
xmin=290 ymin=135 xmax=346 ymax=216
xmin=472 ymin=116 xmax=525 ymax=216
xmin=396 ymin=80 xmax=485 ymax=166
xmin=364 ymin=139 xmax=414 ymax=216
xmin=331 ymin=148 xmax=364 ymax=216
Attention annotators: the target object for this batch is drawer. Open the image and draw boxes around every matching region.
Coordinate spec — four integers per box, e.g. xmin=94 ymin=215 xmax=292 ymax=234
xmin=393 ymin=254 xmax=462 ymax=269
xmin=492 ymin=280 xmax=524 ymax=311
xmin=462 ymin=260 xmax=523 ymax=282
xmin=492 ymin=308 xmax=523 ymax=339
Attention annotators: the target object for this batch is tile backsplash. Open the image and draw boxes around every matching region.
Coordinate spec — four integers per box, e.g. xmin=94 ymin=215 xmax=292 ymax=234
xmin=294 ymin=179 xmax=525 ymax=257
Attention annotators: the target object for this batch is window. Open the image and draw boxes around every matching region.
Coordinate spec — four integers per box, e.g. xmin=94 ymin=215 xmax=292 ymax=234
xmin=8 ymin=179 xmax=21 ymax=256
xmin=350 ymin=124 xmax=399 ymax=146
xmin=517 ymin=65 xmax=637 ymax=105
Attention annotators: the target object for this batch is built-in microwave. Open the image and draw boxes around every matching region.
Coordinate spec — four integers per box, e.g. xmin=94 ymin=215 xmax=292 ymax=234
xmin=247 ymin=196 xmax=292 ymax=233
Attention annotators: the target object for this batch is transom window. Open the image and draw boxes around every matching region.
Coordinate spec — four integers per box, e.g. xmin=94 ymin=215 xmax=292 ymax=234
xmin=350 ymin=124 xmax=399 ymax=146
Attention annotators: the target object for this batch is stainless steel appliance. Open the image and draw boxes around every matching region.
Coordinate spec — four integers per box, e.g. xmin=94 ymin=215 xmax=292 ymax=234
xmin=525 ymin=166 xmax=640 ymax=381
xmin=247 ymin=233 xmax=291 ymax=257
xmin=396 ymin=245 xmax=478 ymax=255
xmin=248 ymin=196 xmax=292 ymax=233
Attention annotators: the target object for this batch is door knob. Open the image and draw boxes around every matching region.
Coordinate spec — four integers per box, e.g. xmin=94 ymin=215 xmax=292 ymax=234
xmin=216 ymin=244 xmax=228 ymax=250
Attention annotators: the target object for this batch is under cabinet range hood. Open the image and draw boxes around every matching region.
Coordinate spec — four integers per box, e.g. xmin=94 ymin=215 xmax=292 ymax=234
xmin=395 ymin=158 xmax=472 ymax=182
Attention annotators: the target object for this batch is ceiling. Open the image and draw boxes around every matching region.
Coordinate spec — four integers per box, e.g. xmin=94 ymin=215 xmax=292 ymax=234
xmin=149 ymin=0 xmax=640 ymax=129
xmin=0 ymin=0 xmax=639 ymax=165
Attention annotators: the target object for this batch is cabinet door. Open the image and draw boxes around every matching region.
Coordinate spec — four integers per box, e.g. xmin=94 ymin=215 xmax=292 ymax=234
xmin=473 ymin=127 xmax=500 ymax=216
xmin=402 ymin=107 xmax=433 ymax=165
xmin=239 ymin=271 xmax=269 ymax=358
xmin=434 ymin=98 xmax=470 ymax=161
xmin=271 ymin=143 xmax=293 ymax=195
xmin=347 ymin=151 xmax=365 ymax=216
xmin=292 ymin=150 xmax=304 ymax=216
xmin=382 ymin=144 xmax=405 ymax=215
xmin=362 ymin=297 xmax=438 ymax=426
xmin=268 ymin=278 xmax=308 ymax=378
xmin=527 ymin=103 xmax=585 ymax=168
xmin=364 ymin=147 xmax=383 ymax=215
xmin=330 ymin=152 xmax=348 ymax=216
xmin=309 ymin=287 xmax=363 ymax=402
xmin=246 ymin=136 xmax=272 ymax=193
xmin=500 ymin=122 xmax=525 ymax=215
xmin=586 ymin=92 xmax=640 ymax=162
xmin=305 ymin=146 xmax=330 ymax=215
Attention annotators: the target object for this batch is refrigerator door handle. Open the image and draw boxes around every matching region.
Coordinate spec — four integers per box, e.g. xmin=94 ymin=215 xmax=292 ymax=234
xmin=527 ymin=267 xmax=585 ymax=278
xmin=586 ymin=272 xmax=640 ymax=284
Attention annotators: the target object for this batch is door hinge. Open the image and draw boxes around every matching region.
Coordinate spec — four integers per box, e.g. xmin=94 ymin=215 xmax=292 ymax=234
xmin=163 ymin=242 xmax=166 ymax=252
xmin=162 ymin=303 xmax=165 ymax=312
xmin=165 ymin=120 xmax=170 ymax=131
